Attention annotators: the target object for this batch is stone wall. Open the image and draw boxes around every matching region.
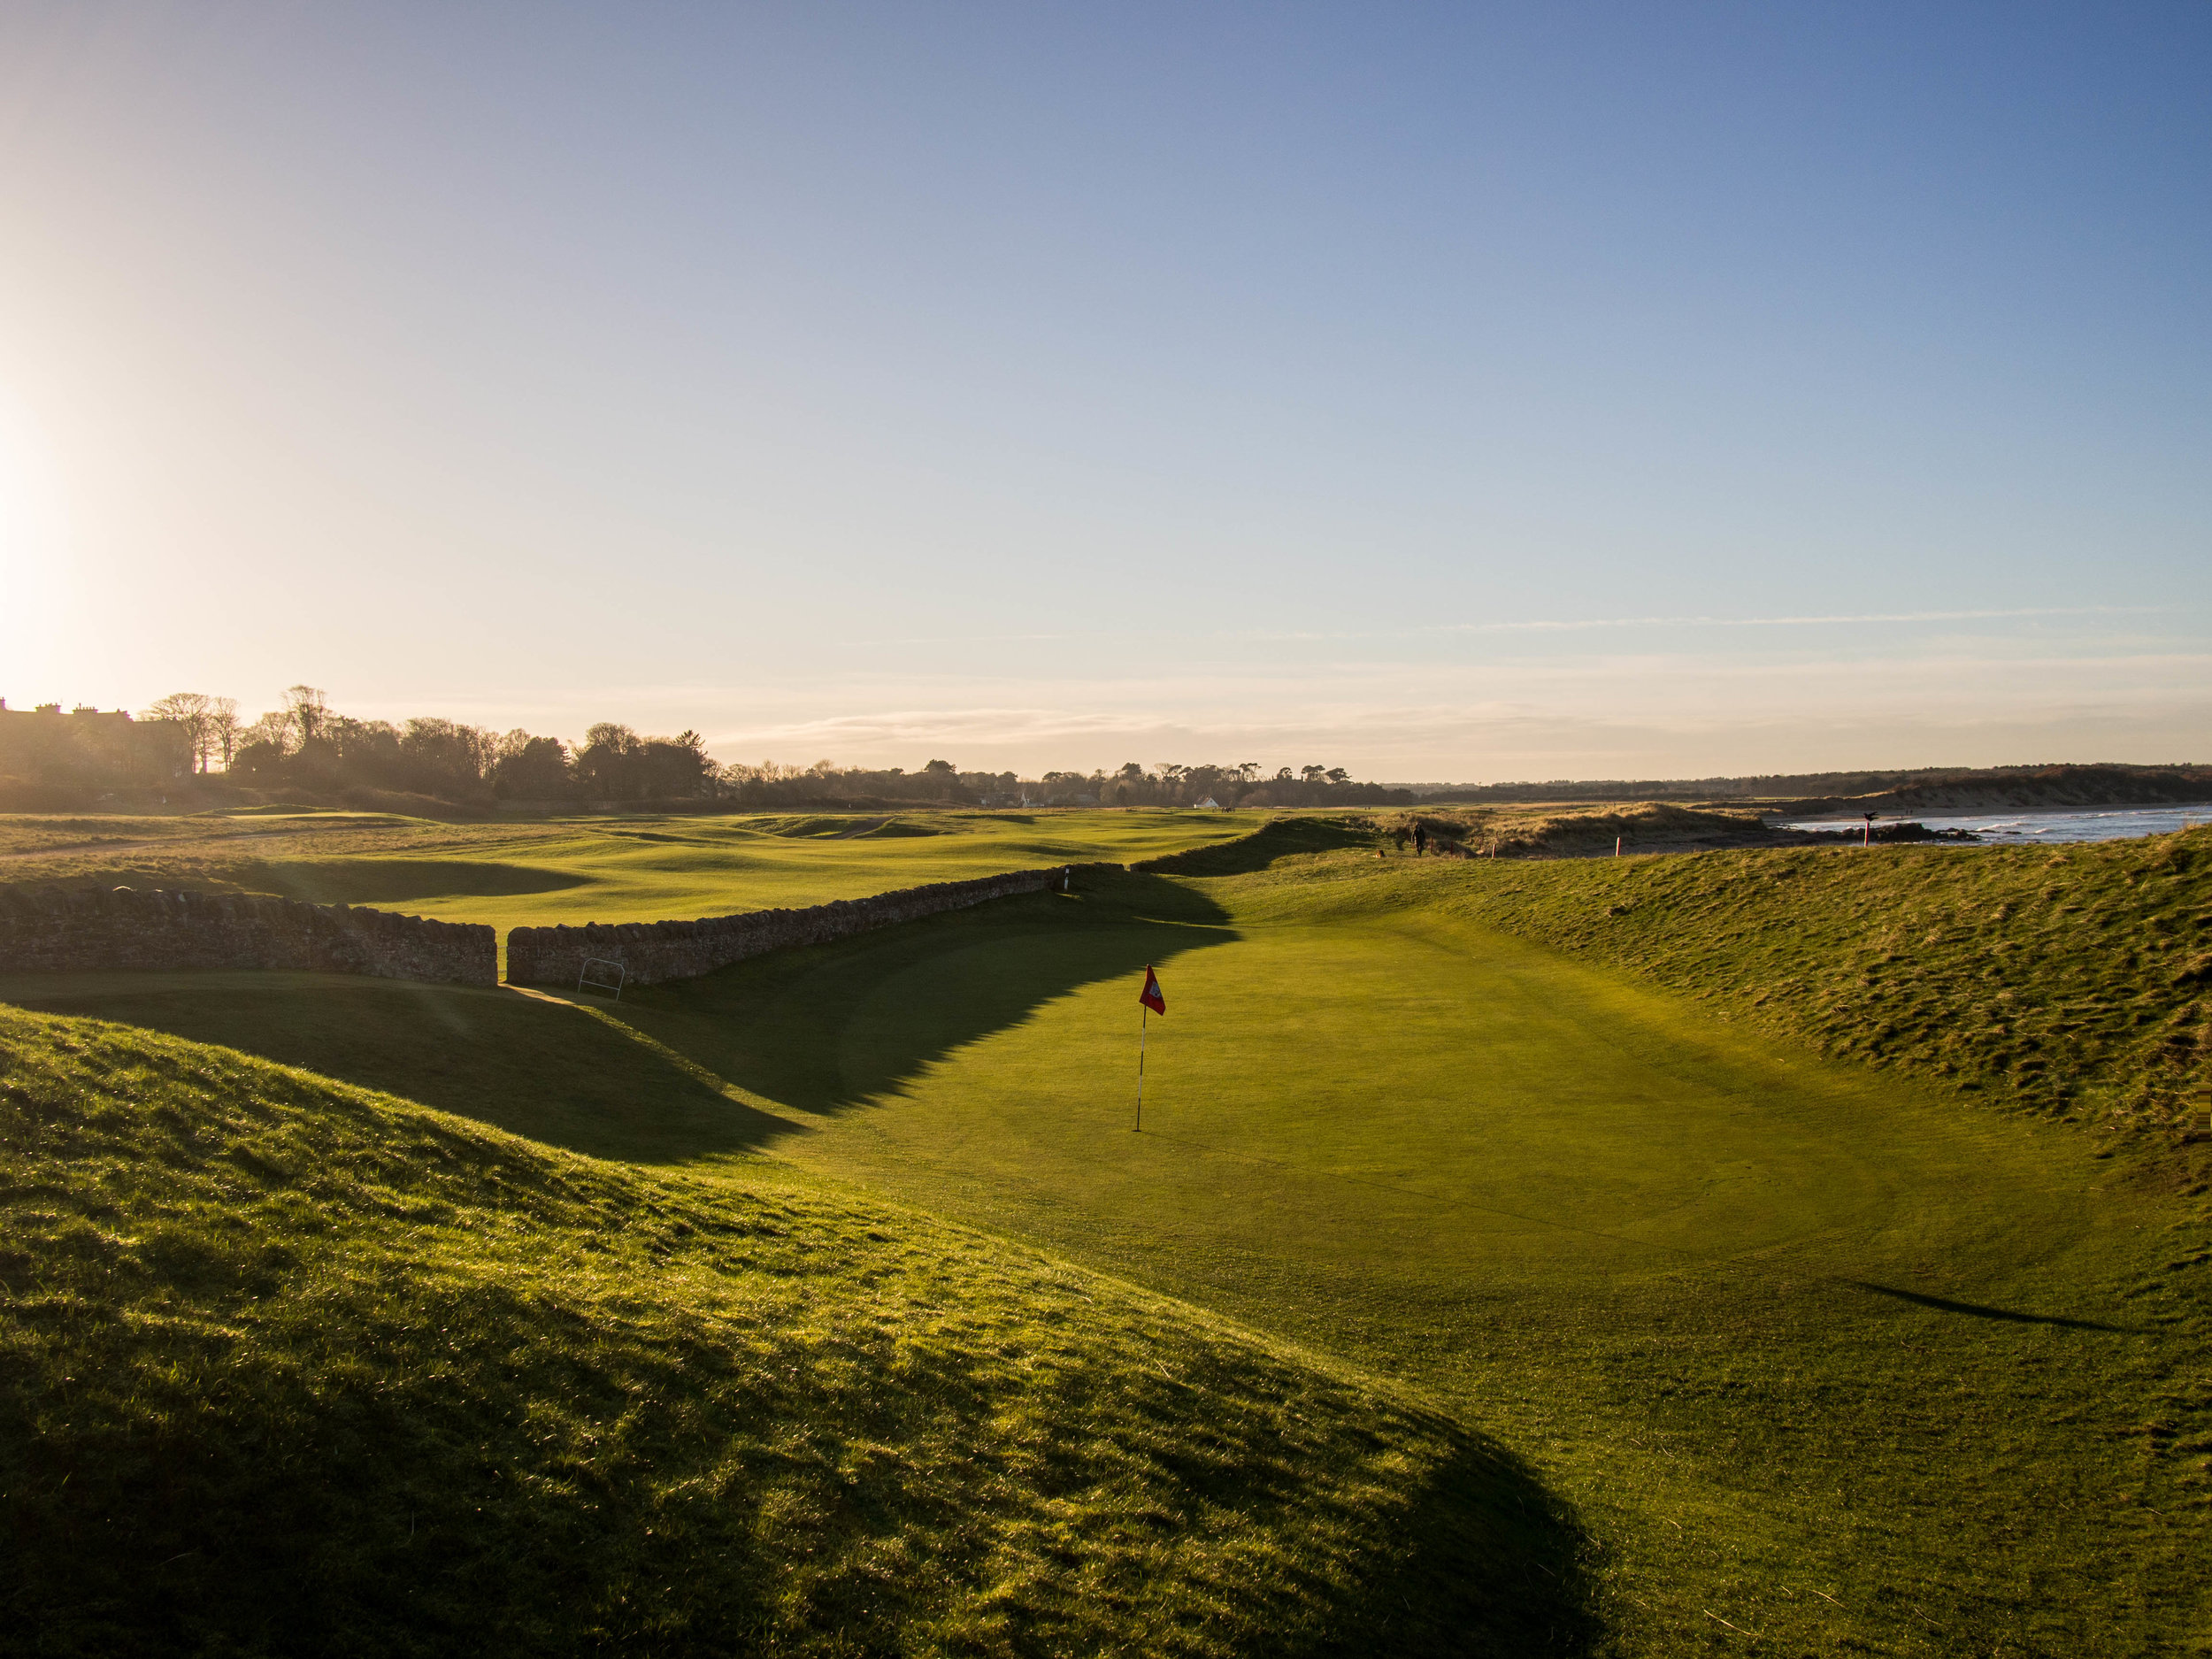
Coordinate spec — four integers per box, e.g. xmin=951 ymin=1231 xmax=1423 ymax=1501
xmin=506 ymin=863 xmax=1118 ymax=988
xmin=0 ymin=884 xmax=497 ymax=986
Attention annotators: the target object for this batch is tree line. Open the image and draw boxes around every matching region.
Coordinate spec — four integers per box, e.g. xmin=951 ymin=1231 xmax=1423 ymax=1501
xmin=215 ymin=687 xmax=714 ymax=803
xmin=2 ymin=685 xmax=1413 ymax=810
xmin=720 ymin=758 xmax=1411 ymax=810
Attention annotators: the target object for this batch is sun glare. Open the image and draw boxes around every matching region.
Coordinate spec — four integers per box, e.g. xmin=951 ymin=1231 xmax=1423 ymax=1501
xmin=0 ymin=395 xmax=70 ymax=672
xmin=0 ymin=398 xmax=50 ymax=556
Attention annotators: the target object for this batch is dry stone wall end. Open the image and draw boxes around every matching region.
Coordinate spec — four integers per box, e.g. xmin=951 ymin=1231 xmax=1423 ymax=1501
xmin=505 ymin=862 xmax=1124 ymax=987
xmin=0 ymin=883 xmax=497 ymax=986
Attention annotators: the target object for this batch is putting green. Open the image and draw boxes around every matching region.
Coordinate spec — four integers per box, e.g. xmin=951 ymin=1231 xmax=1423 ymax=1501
xmin=757 ymin=910 xmax=2083 ymax=1292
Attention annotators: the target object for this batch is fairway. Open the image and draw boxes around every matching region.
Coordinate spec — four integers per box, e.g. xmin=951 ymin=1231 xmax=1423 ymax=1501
xmin=0 ymin=807 xmax=1257 ymax=936
xmin=6 ymin=847 xmax=2206 ymax=1654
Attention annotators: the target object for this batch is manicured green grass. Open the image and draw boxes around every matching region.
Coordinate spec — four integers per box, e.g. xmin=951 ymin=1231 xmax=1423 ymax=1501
xmin=8 ymin=824 xmax=2209 ymax=1653
xmin=0 ymin=808 xmax=1257 ymax=933
xmin=0 ymin=1005 xmax=1586 ymax=1656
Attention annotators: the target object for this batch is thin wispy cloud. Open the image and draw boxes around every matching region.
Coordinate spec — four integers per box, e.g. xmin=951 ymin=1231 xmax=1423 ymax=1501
xmin=1434 ymin=605 xmax=2162 ymax=634
xmin=834 ymin=605 xmax=2166 ymax=652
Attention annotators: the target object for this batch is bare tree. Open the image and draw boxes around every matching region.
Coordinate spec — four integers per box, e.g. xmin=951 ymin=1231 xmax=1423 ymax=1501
xmin=284 ymin=685 xmax=331 ymax=746
xmin=239 ymin=710 xmax=294 ymax=754
xmin=207 ymin=697 xmax=241 ymax=770
xmin=144 ymin=692 xmax=213 ymax=772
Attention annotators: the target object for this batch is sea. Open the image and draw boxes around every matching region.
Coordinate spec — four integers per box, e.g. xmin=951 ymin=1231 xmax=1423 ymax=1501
xmin=1773 ymin=803 xmax=2212 ymax=845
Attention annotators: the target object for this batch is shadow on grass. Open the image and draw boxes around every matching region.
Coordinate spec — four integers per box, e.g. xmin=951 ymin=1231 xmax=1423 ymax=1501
xmin=1847 ymin=1281 xmax=2141 ymax=1333
xmin=0 ymin=972 xmax=779 ymax=1164
xmin=238 ymin=857 xmax=593 ymax=904
xmin=612 ymin=869 xmax=1236 ymax=1118
xmin=1297 ymin=1437 xmax=1601 ymax=1658
xmin=1140 ymin=815 xmax=1379 ymax=877
xmin=0 ymin=872 xmax=1236 ymax=1164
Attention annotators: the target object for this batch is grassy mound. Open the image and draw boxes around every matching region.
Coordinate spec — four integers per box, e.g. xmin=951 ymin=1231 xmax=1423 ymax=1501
xmin=0 ymin=1006 xmax=1589 ymax=1656
xmin=1481 ymin=803 xmax=1761 ymax=856
xmin=1425 ymin=826 xmax=2212 ymax=1146
xmin=1371 ymin=802 xmax=1784 ymax=858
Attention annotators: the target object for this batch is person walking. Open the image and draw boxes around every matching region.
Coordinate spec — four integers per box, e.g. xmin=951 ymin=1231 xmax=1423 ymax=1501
xmin=1413 ymin=823 xmax=1427 ymax=856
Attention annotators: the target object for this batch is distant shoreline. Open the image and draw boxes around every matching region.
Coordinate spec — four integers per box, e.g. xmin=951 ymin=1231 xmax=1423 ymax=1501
xmin=1776 ymin=799 xmax=2212 ymax=824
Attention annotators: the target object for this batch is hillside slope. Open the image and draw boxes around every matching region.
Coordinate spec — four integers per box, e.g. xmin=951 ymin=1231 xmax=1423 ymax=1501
xmin=0 ymin=1007 xmax=1589 ymax=1657
xmin=1419 ymin=826 xmax=2212 ymax=1148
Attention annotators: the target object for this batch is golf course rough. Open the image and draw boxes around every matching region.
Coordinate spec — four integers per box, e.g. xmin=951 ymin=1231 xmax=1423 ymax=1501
xmin=3 ymin=813 xmax=2208 ymax=1654
xmin=1417 ymin=821 xmax=2212 ymax=1144
xmin=0 ymin=1006 xmax=1591 ymax=1657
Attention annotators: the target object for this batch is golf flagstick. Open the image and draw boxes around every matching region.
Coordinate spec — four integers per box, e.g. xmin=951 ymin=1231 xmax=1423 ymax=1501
xmin=1136 ymin=1005 xmax=1146 ymax=1133
xmin=1134 ymin=965 xmax=1165 ymax=1133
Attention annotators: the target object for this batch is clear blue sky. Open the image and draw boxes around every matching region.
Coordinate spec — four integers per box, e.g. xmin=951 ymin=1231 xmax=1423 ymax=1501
xmin=2 ymin=3 xmax=2205 ymax=780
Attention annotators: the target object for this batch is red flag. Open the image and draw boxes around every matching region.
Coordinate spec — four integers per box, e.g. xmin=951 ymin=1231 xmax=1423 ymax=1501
xmin=1138 ymin=965 xmax=1165 ymax=1015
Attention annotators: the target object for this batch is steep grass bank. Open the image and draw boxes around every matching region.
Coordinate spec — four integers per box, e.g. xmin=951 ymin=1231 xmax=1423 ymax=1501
xmin=0 ymin=1006 xmax=1590 ymax=1656
xmin=1417 ymin=828 xmax=2212 ymax=1148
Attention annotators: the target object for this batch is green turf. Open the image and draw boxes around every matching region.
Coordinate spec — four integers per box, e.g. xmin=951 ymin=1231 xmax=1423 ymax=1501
xmin=602 ymin=864 xmax=2208 ymax=1655
xmin=6 ymin=825 xmax=2208 ymax=1653
xmin=1396 ymin=825 xmax=2212 ymax=1145
xmin=0 ymin=808 xmax=1259 ymax=934
xmin=0 ymin=1006 xmax=1588 ymax=1656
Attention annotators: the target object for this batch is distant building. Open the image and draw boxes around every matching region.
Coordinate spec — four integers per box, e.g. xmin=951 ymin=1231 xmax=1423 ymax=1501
xmin=1194 ymin=795 xmax=1223 ymax=810
xmin=0 ymin=700 xmax=191 ymax=785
